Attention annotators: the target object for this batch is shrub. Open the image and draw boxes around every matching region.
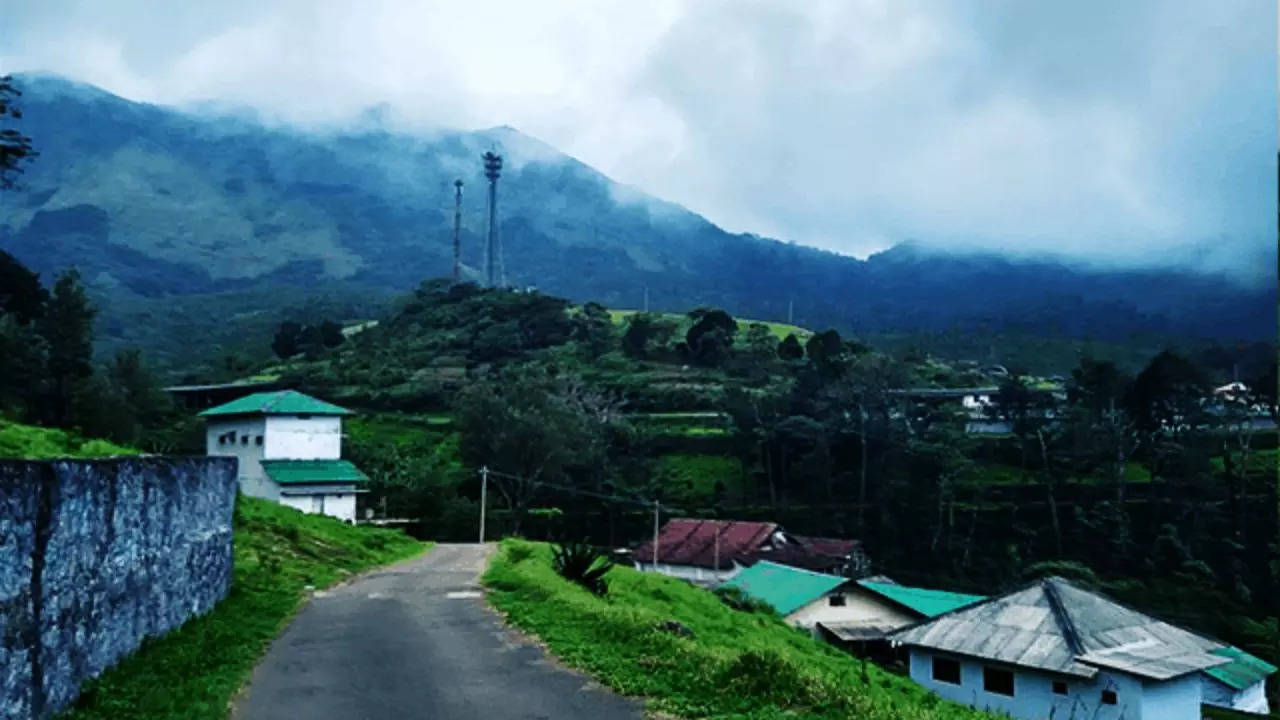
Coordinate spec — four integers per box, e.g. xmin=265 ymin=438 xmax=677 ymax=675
xmin=505 ymin=543 xmax=535 ymax=564
xmin=713 ymin=585 xmax=777 ymax=615
xmin=551 ymin=541 xmax=614 ymax=596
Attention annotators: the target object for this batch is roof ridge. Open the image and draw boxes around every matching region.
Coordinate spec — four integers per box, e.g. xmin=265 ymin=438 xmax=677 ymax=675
xmin=1042 ymin=577 xmax=1085 ymax=655
xmin=754 ymin=559 xmax=846 ymax=581
xmin=262 ymin=389 xmax=292 ymax=412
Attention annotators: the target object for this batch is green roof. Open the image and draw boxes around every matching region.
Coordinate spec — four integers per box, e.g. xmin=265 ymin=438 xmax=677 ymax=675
xmin=718 ymin=561 xmax=849 ymax=615
xmin=199 ymin=390 xmax=352 ymax=417
xmin=857 ymin=580 xmax=985 ymax=618
xmin=1204 ymin=646 xmax=1277 ymax=691
xmin=261 ymin=459 xmax=368 ymax=485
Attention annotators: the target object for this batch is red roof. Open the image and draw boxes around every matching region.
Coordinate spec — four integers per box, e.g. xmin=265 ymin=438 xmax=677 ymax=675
xmin=632 ymin=518 xmax=779 ymax=569
xmin=751 ymin=536 xmax=864 ymax=573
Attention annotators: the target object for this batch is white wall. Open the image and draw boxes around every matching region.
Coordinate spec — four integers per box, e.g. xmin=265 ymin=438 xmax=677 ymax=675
xmin=787 ymin=586 xmax=917 ymax=629
xmin=1201 ymin=675 xmax=1269 ymax=715
xmin=634 ymin=562 xmax=741 ymax=587
xmin=205 ymin=418 xmax=273 ymax=499
xmin=264 ymin=415 xmax=343 ymax=460
xmin=906 ymin=649 xmax=1186 ymax=720
xmin=279 ymin=491 xmax=357 ymax=523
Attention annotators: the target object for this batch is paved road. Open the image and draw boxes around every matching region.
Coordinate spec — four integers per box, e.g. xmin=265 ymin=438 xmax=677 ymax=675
xmin=232 ymin=543 xmax=642 ymax=720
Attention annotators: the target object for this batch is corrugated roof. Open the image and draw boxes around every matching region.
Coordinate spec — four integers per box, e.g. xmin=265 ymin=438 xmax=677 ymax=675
xmin=633 ymin=518 xmax=778 ymax=569
xmin=1204 ymin=646 xmax=1277 ymax=691
xmin=718 ymin=560 xmax=849 ymax=615
xmin=819 ymin=621 xmax=903 ymax=642
xmin=261 ymin=459 xmax=368 ymax=485
xmin=199 ymin=390 xmax=352 ymax=417
xmin=857 ymin=580 xmax=985 ymax=618
xmin=889 ymin=577 xmax=1231 ymax=681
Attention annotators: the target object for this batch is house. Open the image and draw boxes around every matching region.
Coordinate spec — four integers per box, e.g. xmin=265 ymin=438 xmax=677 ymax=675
xmin=719 ymin=563 xmax=981 ymax=646
xmin=200 ymin=389 xmax=367 ymax=522
xmin=889 ymin=576 xmax=1273 ymax=720
xmin=816 ymin=577 xmax=985 ymax=655
xmin=631 ymin=518 xmax=865 ymax=587
xmin=1200 ymin=645 xmax=1276 ymax=715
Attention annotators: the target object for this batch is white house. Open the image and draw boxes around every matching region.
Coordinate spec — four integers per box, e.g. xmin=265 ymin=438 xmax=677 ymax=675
xmin=201 ymin=389 xmax=367 ymax=522
xmin=890 ymin=576 xmax=1273 ymax=719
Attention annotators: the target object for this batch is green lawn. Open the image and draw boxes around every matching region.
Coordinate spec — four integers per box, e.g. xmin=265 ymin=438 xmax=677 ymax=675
xmin=608 ymin=309 xmax=811 ymax=340
xmin=61 ymin=497 xmax=427 ymax=720
xmin=483 ymin=539 xmax=994 ymax=719
xmin=0 ymin=419 xmax=137 ymax=458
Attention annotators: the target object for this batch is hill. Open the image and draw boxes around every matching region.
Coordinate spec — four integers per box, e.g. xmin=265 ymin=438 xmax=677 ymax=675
xmin=0 ymin=74 xmax=1273 ymax=371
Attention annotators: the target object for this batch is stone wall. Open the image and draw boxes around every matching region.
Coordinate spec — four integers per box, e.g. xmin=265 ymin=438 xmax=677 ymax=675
xmin=0 ymin=457 xmax=238 ymax=720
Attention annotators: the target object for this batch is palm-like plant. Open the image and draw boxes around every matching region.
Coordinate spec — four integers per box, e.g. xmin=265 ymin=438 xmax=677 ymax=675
xmin=551 ymin=541 xmax=614 ymax=596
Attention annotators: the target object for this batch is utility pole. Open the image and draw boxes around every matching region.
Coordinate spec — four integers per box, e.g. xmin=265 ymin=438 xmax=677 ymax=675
xmin=652 ymin=500 xmax=660 ymax=568
xmin=787 ymin=298 xmax=794 ymax=324
xmin=479 ymin=466 xmax=489 ymax=544
xmin=452 ymin=179 xmax=463 ymax=283
xmin=482 ymin=152 xmax=503 ymax=287
xmin=643 ymin=286 xmax=649 ymax=313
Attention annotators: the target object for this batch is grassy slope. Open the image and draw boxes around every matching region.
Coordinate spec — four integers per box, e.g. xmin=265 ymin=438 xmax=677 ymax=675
xmin=608 ymin=309 xmax=813 ymax=341
xmin=0 ymin=419 xmax=137 ymax=458
xmin=61 ymin=497 xmax=426 ymax=720
xmin=484 ymin=540 xmax=993 ymax=720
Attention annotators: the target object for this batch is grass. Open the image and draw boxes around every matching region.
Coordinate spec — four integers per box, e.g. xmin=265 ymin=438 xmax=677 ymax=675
xmin=608 ymin=309 xmax=812 ymax=341
xmin=483 ymin=539 xmax=995 ymax=719
xmin=0 ymin=419 xmax=138 ymax=458
xmin=654 ymin=454 xmax=743 ymax=502
xmin=61 ymin=497 xmax=428 ymax=720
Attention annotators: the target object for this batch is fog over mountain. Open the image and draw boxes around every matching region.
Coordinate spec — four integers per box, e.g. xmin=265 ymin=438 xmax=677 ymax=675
xmin=2 ymin=0 xmax=1274 ymax=282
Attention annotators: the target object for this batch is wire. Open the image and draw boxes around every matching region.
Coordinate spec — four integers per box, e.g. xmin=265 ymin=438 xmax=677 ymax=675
xmin=482 ymin=467 xmax=689 ymax=513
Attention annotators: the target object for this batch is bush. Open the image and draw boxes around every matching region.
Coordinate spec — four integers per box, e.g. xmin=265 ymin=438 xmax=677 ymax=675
xmin=551 ymin=541 xmax=615 ymax=596
xmin=713 ymin=585 xmax=777 ymax=615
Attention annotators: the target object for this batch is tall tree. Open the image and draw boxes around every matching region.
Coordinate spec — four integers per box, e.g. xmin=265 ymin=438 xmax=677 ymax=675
xmin=0 ymin=75 xmax=37 ymax=190
xmin=40 ymin=269 xmax=95 ymax=426
xmin=106 ymin=348 xmax=174 ymax=446
xmin=0 ymin=249 xmax=47 ymax=323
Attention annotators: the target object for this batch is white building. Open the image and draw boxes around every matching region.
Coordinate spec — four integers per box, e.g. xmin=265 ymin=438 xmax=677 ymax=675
xmin=890 ymin=576 xmax=1273 ymax=719
xmin=201 ymin=389 xmax=367 ymax=522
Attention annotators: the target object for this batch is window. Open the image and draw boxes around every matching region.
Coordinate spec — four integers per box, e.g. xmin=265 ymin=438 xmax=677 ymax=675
xmin=1101 ymin=690 xmax=1117 ymax=705
xmin=1052 ymin=680 xmax=1068 ymax=696
xmin=828 ymin=594 xmax=846 ymax=607
xmin=982 ymin=667 xmax=1015 ymax=697
xmin=241 ymin=434 xmax=249 ymax=445
xmin=217 ymin=435 xmax=226 ymax=445
xmin=932 ymin=657 xmax=961 ymax=685
xmin=255 ymin=435 xmax=263 ymax=446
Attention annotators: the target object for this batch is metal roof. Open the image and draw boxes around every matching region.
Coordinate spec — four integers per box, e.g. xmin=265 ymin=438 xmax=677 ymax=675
xmin=261 ymin=459 xmax=368 ymax=485
xmin=633 ymin=518 xmax=779 ymax=569
xmin=889 ymin=577 xmax=1230 ymax=681
xmin=717 ymin=560 xmax=849 ymax=615
xmin=857 ymin=580 xmax=985 ymax=618
xmin=1204 ymin=646 xmax=1277 ymax=691
xmin=818 ymin=620 xmax=904 ymax=642
xmin=198 ymin=390 xmax=353 ymax=417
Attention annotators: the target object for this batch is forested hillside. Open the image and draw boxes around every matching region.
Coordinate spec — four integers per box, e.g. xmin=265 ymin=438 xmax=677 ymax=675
xmin=1 ymin=74 xmax=1273 ymax=372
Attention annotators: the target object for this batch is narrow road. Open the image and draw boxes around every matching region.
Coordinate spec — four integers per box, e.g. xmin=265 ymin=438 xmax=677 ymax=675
xmin=231 ymin=543 xmax=643 ymax=720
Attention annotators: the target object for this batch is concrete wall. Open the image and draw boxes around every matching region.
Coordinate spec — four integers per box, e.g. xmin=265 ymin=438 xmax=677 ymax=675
xmin=907 ymin=649 xmax=1164 ymax=720
xmin=264 ymin=416 xmax=341 ymax=460
xmin=634 ymin=562 xmax=741 ymax=587
xmin=1140 ymin=673 xmax=1201 ymax=720
xmin=787 ymin=585 xmax=917 ymax=630
xmin=0 ymin=457 xmax=238 ymax=720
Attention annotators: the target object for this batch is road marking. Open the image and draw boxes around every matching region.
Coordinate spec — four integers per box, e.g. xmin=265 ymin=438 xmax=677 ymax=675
xmin=446 ymin=591 xmax=482 ymax=599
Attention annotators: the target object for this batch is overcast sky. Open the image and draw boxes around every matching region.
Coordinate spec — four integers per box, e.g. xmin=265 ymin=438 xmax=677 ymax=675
xmin=2 ymin=1 xmax=1275 ymax=280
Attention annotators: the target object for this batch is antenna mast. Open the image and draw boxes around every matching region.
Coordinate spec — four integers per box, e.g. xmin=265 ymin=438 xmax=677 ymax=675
xmin=452 ymin=179 xmax=463 ymax=283
xmin=482 ymin=151 xmax=503 ymax=287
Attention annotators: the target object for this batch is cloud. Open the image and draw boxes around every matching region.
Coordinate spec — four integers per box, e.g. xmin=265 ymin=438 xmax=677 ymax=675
xmin=1 ymin=0 xmax=1273 ymax=281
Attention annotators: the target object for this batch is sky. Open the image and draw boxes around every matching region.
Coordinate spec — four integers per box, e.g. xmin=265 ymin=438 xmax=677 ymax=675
xmin=1 ymin=0 xmax=1275 ymax=281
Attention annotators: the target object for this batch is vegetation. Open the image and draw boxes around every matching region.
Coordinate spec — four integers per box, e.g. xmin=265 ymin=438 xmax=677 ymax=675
xmin=62 ymin=497 xmax=426 ymax=720
xmin=550 ymin=541 xmax=615 ymax=596
xmin=485 ymin=539 xmax=994 ymax=719
xmin=0 ymin=419 xmax=137 ymax=458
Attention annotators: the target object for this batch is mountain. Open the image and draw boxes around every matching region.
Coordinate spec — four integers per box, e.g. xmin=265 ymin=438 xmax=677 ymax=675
xmin=1 ymin=74 xmax=1274 ymax=371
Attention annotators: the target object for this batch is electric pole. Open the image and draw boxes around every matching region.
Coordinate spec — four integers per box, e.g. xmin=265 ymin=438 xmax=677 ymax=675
xmin=643 ymin=286 xmax=649 ymax=313
xmin=452 ymin=179 xmax=463 ymax=283
xmin=788 ymin=298 xmax=794 ymax=324
xmin=482 ymin=151 xmax=503 ymax=288
xmin=479 ymin=466 xmax=489 ymax=544
xmin=652 ymin=500 xmax=660 ymax=568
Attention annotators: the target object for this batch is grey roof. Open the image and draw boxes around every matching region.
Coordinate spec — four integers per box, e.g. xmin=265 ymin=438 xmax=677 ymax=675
xmin=819 ymin=621 xmax=902 ymax=642
xmin=889 ymin=577 xmax=1230 ymax=681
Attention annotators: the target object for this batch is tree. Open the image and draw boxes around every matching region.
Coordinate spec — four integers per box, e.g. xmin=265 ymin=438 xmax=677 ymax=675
xmin=105 ymin=348 xmax=174 ymax=446
xmin=621 ymin=313 xmax=676 ymax=359
xmin=272 ymin=321 xmax=303 ymax=359
xmin=318 ymin=320 xmax=345 ymax=348
xmin=685 ymin=308 xmax=737 ymax=367
xmin=0 ymin=75 xmax=37 ymax=190
xmin=777 ymin=333 xmax=804 ymax=361
xmin=573 ymin=302 xmax=615 ymax=360
xmin=0 ymin=249 xmax=47 ymax=324
xmin=1124 ymin=350 xmax=1211 ymax=440
xmin=40 ymin=269 xmax=95 ymax=426
xmin=804 ymin=329 xmax=847 ymax=376
xmin=0 ymin=312 xmax=47 ymax=418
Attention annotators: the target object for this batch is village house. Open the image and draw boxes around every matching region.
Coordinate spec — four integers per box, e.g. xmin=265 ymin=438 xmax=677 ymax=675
xmin=631 ymin=518 xmax=867 ymax=586
xmin=201 ymin=389 xmax=367 ymax=523
xmin=719 ymin=562 xmax=982 ymax=654
xmin=889 ymin=576 xmax=1274 ymax=719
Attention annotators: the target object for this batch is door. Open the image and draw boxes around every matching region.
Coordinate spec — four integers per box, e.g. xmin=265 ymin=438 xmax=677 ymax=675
xmin=311 ymin=495 xmax=325 ymax=514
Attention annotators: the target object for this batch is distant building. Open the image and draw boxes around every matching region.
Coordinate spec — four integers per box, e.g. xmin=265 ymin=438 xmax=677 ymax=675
xmin=890 ymin=576 xmax=1274 ymax=719
xmin=718 ymin=562 xmax=981 ymax=645
xmin=631 ymin=518 xmax=866 ymax=586
xmin=200 ymin=389 xmax=367 ymax=522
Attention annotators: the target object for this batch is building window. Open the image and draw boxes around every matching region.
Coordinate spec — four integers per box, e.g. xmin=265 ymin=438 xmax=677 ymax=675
xmin=1101 ymin=690 xmax=1117 ymax=705
xmin=932 ymin=657 xmax=961 ymax=685
xmin=982 ymin=667 xmax=1015 ymax=697
xmin=255 ymin=435 xmax=263 ymax=446
xmin=1052 ymin=681 xmax=1068 ymax=696
xmin=828 ymin=594 xmax=846 ymax=607
xmin=241 ymin=435 xmax=249 ymax=445
xmin=217 ymin=435 xmax=226 ymax=445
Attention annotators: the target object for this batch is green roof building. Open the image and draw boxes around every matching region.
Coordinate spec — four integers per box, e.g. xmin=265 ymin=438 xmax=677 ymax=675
xmin=201 ymin=389 xmax=366 ymax=522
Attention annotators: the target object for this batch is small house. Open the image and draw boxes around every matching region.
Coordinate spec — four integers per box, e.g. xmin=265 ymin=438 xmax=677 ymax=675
xmin=201 ymin=389 xmax=367 ymax=522
xmin=632 ymin=518 xmax=865 ymax=586
xmin=889 ymin=576 xmax=1272 ymax=720
xmin=816 ymin=577 xmax=985 ymax=657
